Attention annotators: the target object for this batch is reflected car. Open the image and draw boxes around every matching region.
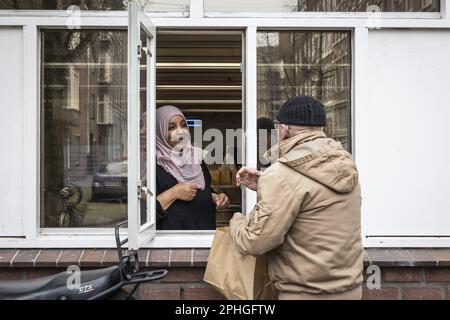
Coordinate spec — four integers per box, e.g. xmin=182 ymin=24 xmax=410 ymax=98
xmin=92 ymin=161 xmax=127 ymax=202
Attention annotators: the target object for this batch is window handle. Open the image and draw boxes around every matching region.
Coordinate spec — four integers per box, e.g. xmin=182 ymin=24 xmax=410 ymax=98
xmin=142 ymin=47 xmax=152 ymax=57
xmin=138 ymin=183 xmax=153 ymax=200
xmin=137 ymin=40 xmax=152 ymax=59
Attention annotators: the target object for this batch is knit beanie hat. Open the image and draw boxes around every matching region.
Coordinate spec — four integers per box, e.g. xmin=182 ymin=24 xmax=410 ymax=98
xmin=276 ymin=96 xmax=327 ymax=127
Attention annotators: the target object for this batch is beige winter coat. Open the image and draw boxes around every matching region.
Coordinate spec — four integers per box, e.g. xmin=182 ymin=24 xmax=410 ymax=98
xmin=230 ymin=130 xmax=364 ymax=295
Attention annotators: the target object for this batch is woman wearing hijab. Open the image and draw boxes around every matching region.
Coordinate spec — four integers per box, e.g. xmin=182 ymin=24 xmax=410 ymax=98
xmin=155 ymin=105 xmax=229 ymax=230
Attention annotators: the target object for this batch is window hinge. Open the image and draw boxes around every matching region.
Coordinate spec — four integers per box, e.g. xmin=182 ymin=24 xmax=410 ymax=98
xmin=138 ymin=40 xmax=152 ymax=59
xmin=137 ymin=40 xmax=142 ymax=59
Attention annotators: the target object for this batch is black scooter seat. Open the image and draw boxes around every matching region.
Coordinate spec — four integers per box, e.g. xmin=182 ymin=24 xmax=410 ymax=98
xmin=0 ymin=266 xmax=122 ymax=300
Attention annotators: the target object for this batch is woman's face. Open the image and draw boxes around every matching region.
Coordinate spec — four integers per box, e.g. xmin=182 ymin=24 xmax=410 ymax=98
xmin=168 ymin=115 xmax=189 ymax=149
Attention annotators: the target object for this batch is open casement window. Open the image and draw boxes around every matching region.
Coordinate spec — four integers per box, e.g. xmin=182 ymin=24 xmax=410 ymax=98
xmin=127 ymin=2 xmax=157 ymax=250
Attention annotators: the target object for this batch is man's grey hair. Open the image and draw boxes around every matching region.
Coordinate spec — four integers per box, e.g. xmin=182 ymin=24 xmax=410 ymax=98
xmin=284 ymin=125 xmax=325 ymax=138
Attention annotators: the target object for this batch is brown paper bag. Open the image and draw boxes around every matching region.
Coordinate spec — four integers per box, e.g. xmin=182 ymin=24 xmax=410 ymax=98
xmin=204 ymin=227 xmax=275 ymax=300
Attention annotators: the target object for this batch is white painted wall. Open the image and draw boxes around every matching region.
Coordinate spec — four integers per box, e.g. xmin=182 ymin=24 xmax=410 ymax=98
xmin=358 ymin=29 xmax=450 ymax=240
xmin=0 ymin=10 xmax=448 ymax=246
xmin=0 ymin=27 xmax=23 ymax=237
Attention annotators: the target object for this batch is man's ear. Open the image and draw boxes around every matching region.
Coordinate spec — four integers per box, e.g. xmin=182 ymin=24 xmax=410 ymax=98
xmin=280 ymin=125 xmax=290 ymax=141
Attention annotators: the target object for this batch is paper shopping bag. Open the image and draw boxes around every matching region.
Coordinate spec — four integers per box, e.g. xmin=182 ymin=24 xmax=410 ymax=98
xmin=204 ymin=227 xmax=275 ymax=300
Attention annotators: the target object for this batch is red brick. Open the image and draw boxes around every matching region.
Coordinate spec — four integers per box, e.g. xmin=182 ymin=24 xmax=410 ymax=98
xmin=160 ymin=268 xmax=205 ymax=283
xmin=383 ymin=268 xmax=424 ymax=282
xmin=424 ymin=268 xmax=450 ymax=282
xmin=362 ymin=286 xmax=399 ymax=300
xmin=102 ymin=249 xmax=120 ymax=267
xmin=171 ymin=249 xmax=192 ymax=267
xmin=430 ymin=249 xmax=450 ymax=267
xmin=11 ymin=250 xmax=40 ymax=267
xmin=366 ymin=249 xmax=393 ymax=266
xmin=409 ymin=249 xmax=436 ymax=267
xmin=193 ymin=250 xmax=210 ymax=267
xmin=148 ymin=249 xmax=170 ymax=268
xmin=137 ymin=250 xmax=149 ymax=267
xmin=0 ymin=250 xmax=19 ymax=267
xmin=388 ymin=249 xmax=414 ymax=267
xmin=137 ymin=284 xmax=181 ymax=300
xmin=57 ymin=250 xmax=84 ymax=268
xmin=25 ymin=268 xmax=63 ymax=280
xmin=402 ymin=287 xmax=444 ymax=300
xmin=35 ymin=250 xmax=62 ymax=267
xmin=80 ymin=250 xmax=105 ymax=268
xmin=182 ymin=284 xmax=226 ymax=300
xmin=0 ymin=269 xmax=25 ymax=281
xmin=363 ymin=251 xmax=371 ymax=266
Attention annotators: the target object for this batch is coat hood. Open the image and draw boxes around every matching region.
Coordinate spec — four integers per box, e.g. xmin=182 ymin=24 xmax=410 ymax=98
xmin=265 ymin=131 xmax=359 ymax=194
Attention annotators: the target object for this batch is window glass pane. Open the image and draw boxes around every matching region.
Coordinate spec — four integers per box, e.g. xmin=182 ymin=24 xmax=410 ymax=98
xmin=257 ymin=31 xmax=352 ymax=168
xmin=140 ymin=28 xmax=148 ymax=226
xmin=205 ymin=0 xmax=440 ymax=12
xmin=0 ymin=0 xmax=189 ymax=12
xmin=41 ymin=30 xmax=128 ymax=228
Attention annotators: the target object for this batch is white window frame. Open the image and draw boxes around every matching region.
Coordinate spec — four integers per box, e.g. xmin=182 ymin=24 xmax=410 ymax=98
xmin=0 ymin=0 xmax=449 ymax=248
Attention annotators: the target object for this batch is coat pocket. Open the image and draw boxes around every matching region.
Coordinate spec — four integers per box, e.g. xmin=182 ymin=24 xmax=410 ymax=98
xmin=247 ymin=204 xmax=272 ymax=236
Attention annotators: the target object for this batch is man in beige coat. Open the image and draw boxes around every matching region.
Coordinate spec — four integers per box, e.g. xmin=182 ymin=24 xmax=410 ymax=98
xmin=230 ymin=96 xmax=364 ymax=300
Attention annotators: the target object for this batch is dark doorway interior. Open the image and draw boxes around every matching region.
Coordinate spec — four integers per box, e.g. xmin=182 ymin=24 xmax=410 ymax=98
xmin=156 ymin=31 xmax=243 ymax=227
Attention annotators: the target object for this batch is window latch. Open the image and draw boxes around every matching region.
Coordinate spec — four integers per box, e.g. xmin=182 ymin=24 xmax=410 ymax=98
xmin=137 ymin=181 xmax=153 ymax=199
xmin=138 ymin=40 xmax=152 ymax=59
xmin=142 ymin=47 xmax=152 ymax=57
xmin=137 ymin=40 xmax=142 ymax=59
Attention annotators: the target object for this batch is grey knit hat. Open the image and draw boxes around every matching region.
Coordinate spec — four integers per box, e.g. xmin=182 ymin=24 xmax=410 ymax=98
xmin=276 ymin=96 xmax=327 ymax=127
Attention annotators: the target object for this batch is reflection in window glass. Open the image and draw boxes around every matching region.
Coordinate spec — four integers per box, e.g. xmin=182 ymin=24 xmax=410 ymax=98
xmin=205 ymin=0 xmax=440 ymax=12
xmin=257 ymin=31 xmax=352 ymax=161
xmin=140 ymin=29 xmax=148 ymax=227
xmin=0 ymin=0 xmax=189 ymax=12
xmin=41 ymin=30 xmax=128 ymax=228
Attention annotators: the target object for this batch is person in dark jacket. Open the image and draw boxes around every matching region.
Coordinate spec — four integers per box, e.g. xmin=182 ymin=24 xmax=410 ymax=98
xmin=155 ymin=105 xmax=229 ymax=230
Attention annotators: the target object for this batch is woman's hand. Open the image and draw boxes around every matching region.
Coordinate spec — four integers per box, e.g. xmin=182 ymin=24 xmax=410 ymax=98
xmin=157 ymin=183 xmax=197 ymax=212
xmin=236 ymin=167 xmax=262 ymax=191
xmin=212 ymin=193 xmax=230 ymax=210
xmin=173 ymin=183 xmax=198 ymax=202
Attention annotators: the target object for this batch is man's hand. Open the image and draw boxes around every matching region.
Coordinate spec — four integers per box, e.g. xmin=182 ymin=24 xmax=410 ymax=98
xmin=231 ymin=212 xmax=245 ymax=221
xmin=236 ymin=167 xmax=262 ymax=191
xmin=212 ymin=193 xmax=230 ymax=210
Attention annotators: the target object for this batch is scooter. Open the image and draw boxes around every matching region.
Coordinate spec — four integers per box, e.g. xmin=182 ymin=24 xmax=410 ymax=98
xmin=0 ymin=221 xmax=168 ymax=300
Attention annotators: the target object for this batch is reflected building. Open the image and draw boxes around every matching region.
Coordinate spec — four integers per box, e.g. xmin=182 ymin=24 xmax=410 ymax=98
xmin=41 ymin=30 xmax=128 ymax=227
xmin=257 ymin=1 xmax=437 ymax=152
xmin=0 ymin=0 xmax=123 ymax=10
xmin=290 ymin=0 xmax=440 ymax=12
xmin=257 ymin=31 xmax=352 ymax=150
xmin=0 ymin=0 xmax=189 ymax=11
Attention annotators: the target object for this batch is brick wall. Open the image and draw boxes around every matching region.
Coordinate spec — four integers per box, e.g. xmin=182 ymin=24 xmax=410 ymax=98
xmin=362 ymin=267 xmax=450 ymax=300
xmin=1 ymin=249 xmax=450 ymax=300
